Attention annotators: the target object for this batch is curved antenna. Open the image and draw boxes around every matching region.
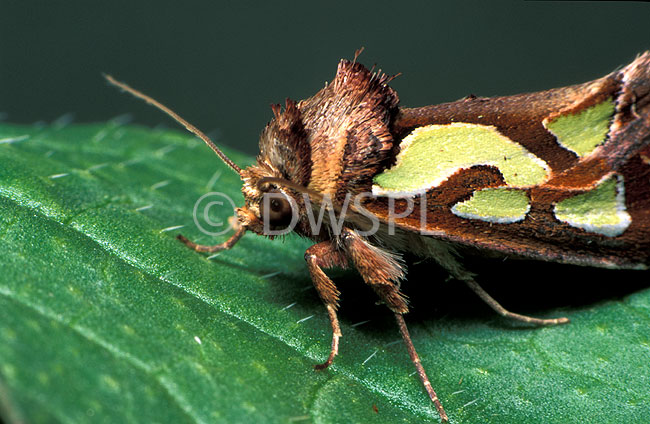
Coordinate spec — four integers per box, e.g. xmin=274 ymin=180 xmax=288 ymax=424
xmin=104 ymin=74 xmax=242 ymax=176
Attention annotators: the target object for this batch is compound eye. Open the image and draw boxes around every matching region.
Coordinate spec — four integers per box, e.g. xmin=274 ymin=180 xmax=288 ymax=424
xmin=260 ymin=191 xmax=294 ymax=227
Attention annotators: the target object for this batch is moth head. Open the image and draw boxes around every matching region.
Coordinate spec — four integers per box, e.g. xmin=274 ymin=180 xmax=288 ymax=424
xmin=232 ymin=98 xmax=316 ymax=238
xmin=235 ymin=163 xmax=303 ymax=237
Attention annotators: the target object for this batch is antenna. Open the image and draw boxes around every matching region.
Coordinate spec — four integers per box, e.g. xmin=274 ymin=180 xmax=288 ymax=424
xmin=104 ymin=74 xmax=242 ymax=176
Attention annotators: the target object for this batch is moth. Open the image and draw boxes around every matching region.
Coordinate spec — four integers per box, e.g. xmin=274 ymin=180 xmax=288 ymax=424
xmin=106 ymin=50 xmax=650 ymax=422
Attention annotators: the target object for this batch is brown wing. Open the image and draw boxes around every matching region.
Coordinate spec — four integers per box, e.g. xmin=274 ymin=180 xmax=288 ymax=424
xmin=368 ymin=52 xmax=650 ymax=269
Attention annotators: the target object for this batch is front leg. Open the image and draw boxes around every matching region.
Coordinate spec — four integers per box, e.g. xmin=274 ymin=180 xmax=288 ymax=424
xmin=304 ymin=241 xmax=348 ymax=370
xmin=177 ymin=217 xmax=246 ymax=253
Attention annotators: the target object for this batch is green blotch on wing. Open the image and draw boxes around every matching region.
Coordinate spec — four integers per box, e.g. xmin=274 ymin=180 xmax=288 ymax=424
xmin=373 ymin=123 xmax=549 ymax=195
xmin=544 ymin=97 xmax=615 ymax=157
xmin=451 ymin=188 xmax=530 ymax=223
xmin=554 ymin=174 xmax=631 ymax=237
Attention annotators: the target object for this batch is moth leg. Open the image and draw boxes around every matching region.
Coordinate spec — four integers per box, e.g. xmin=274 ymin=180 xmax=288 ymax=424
xmin=463 ymin=277 xmax=570 ymax=325
xmin=177 ymin=219 xmax=246 ymax=253
xmin=395 ymin=313 xmax=448 ymax=423
xmin=424 ymin=240 xmax=569 ymax=326
xmin=342 ymin=230 xmax=447 ymax=421
xmin=341 ymin=229 xmax=407 ymax=313
xmin=304 ymin=241 xmax=348 ymax=370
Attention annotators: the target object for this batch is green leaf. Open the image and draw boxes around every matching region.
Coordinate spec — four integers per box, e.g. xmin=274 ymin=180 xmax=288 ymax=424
xmin=0 ymin=122 xmax=648 ymax=424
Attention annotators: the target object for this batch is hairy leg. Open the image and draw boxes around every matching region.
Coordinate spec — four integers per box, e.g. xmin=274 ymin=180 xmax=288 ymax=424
xmin=342 ymin=229 xmax=448 ymax=421
xmin=395 ymin=313 xmax=448 ymax=422
xmin=341 ymin=229 xmax=407 ymax=312
xmin=304 ymin=241 xmax=348 ymax=370
xmin=177 ymin=222 xmax=246 ymax=253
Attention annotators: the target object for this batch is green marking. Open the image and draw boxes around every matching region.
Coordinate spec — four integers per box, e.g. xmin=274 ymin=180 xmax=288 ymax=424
xmin=451 ymin=188 xmax=530 ymax=223
xmin=544 ymin=97 xmax=615 ymax=157
xmin=372 ymin=123 xmax=549 ymax=195
xmin=554 ymin=174 xmax=630 ymax=237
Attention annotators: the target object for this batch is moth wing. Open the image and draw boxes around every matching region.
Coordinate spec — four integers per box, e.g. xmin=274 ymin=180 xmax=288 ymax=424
xmin=368 ymin=53 xmax=650 ymax=269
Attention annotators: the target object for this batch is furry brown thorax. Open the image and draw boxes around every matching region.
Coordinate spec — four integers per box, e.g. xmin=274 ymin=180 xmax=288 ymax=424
xmin=237 ymin=59 xmax=400 ymax=241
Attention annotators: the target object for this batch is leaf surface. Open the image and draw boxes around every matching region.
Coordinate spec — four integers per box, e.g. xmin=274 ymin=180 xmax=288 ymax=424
xmin=0 ymin=122 xmax=648 ymax=423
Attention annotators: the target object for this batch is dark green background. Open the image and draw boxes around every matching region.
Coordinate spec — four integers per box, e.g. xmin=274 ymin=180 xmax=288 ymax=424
xmin=1 ymin=1 xmax=649 ymax=155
